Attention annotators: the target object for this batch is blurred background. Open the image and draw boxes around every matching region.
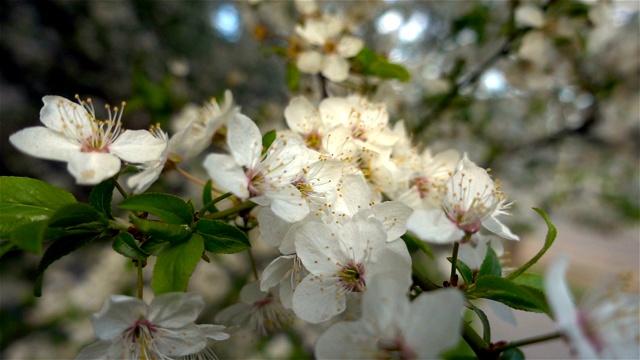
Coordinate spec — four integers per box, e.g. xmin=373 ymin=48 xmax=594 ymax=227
xmin=1 ymin=0 xmax=638 ymax=358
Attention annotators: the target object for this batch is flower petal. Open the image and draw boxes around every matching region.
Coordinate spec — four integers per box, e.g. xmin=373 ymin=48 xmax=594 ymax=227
xmin=66 ymin=152 xmax=122 ymax=185
xmin=92 ymin=295 xmax=147 ymax=341
xmin=203 ymin=153 xmax=250 ymax=199
xmin=227 ymin=114 xmax=262 ymax=168
xmin=321 ymin=53 xmax=350 ymax=82
xmin=10 ymin=126 xmax=81 ymax=162
xmin=76 ymin=339 xmax=121 ymax=360
xmin=198 ymin=324 xmax=230 ymax=341
xmin=284 ymin=96 xmax=321 ymax=135
xmin=148 ymin=292 xmax=204 ymax=328
xmin=40 ymin=95 xmax=92 ymax=136
xmin=297 ymin=51 xmax=323 ymax=75
xmin=337 ymin=36 xmax=364 ymax=58
xmin=295 ymin=222 xmax=343 ymax=274
xmin=292 ymin=275 xmax=343 ymax=323
xmin=483 ymin=215 xmax=519 ymax=241
xmin=315 ymin=321 xmax=374 ymax=359
xmin=109 ymin=129 xmax=167 ymax=164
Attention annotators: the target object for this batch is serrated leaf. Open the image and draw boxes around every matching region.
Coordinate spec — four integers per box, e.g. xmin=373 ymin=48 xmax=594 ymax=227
xmin=9 ymin=220 xmax=48 ymax=254
xmin=478 ymin=246 xmax=502 ymax=278
xmin=140 ymin=237 xmax=170 ymax=256
xmin=47 ymin=203 xmax=104 ymax=228
xmin=152 ymin=233 xmax=204 ymax=294
xmin=449 ymin=257 xmax=474 ymax=285
xmin=90 ymin=179 xmax=115 ymax=219
xmin=129 ymin=216 xmax=192 ymax=243
xmin=112 ymin=231 xmax=149 ymax=260
xmin=196 ymin=219 xmax=250 ymax=254
xmin=512 ymin=272 xmax=544 ymax=291
xmin=262 ymin=130 xmax=277 ymax=152
xmin=119 ymin=193 xmax=193 ymax=225
xmin=0 ymin=176 xmax=76 ymax=238
xmin=34 ymin=231 xmax=104 ymax=297
xmin=469 ymin=275 xmax=548 ymax=313
xmin=506 ymin=208 xmax=556 ymax=280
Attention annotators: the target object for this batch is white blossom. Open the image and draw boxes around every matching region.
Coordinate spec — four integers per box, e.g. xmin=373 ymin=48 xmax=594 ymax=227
xmin=77 ymin=292 xmax=229 ymax=360
xmin=10 ymin=95 xmax=166 ymax=185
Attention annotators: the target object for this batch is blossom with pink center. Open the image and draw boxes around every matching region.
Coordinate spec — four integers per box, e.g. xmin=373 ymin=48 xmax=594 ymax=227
xmin=76 ymin=292 xmax=229 ymax=360
xmin=10 ymin=95 xmax=166 ymax=185
xmin=545 ymin=256 xmax=639 ymax=359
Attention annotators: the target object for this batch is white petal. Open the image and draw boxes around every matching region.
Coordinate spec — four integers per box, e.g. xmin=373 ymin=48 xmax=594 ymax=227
xmin=226 ymin=114 xmax=262 ymax=169
xmin=337 ymin=36 xmax=364 ymax=58
xmin=92 ymin=295 xmax=147 ymax=341
xmin=295 ymin=222 xmax=344 ymax=274
xmin=214 ymin=302 xmax=250 ymax=325
xmin=109 ymin=130 xmax=167 ymax=164
xmin=319 ymin=97 xmax=352 ymax=128
xmin=321 ymin=53 xmax=350 ymax=82
xmin=338 ymin=217 xmax=386 ymax=263
xmin=125 ymin=161 xmax=164 ymax=194
xmin=148 ymin=292 xmax=204 ymax=328
xmin=10 ymin=126 xmax=81 ymax=162
xmin=483 ymin=215 xmax=519 ymax=241
xmin=405 ymin=288 xmax=465 ymax=358
xmin=296 ymin=51 xmax=323 ymax=75
xmin=361 ymin=274 xmax=409 ymax=334
xmin=544 ymin=255 xmax=598 ymax=359
xmin=261 ymin=255 xmax=295 ymax=292
xmin=76 ymin=340 xmax=119 ymax=360
xmin=370 ymin=201 xmax=413 ymax=241
xmin=265 ymin=184 xmax=309 ymax=222
xmin=315 ymin=321 xmax=374 ymax=359
xmin=198 ymin=324 xmax=230 ymax=341
xmin=257 ymin=207 xmax=293 ymax=248
xmin=292 ymin=275 xmax=344 ymax=323
xmin=284 ymin=96 xmax=321 ymax=135
xmin=406 ymin=208 xmax=463 ymax=244
xmin=153 ymin=323 xmax=208 ymax=356
xmin=40 ymin=95 xmax=92 ymax=136
xmin=487 ymin=299 xmax=517 ymax=326
xmin=203 ymin=153 xmax=250 ymax=199
xmin=67 ymin=152 xmax=122 ymax=185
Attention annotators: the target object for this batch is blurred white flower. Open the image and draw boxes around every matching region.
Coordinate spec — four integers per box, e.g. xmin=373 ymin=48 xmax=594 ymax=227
xmin=295 ymin=15 xmax=364 ymax=82
xmin=545 ymin=255 xmax=640 ymax=359
xmin=77 ymin=292 xmax=229 ymax=360
xmin=10 ymin=95 xmax=166 ymax=185
xmin=315 ymin=274 xmax=465 ymax=359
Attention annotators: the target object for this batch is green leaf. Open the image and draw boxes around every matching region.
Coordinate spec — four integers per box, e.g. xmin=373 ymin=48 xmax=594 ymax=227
xmin=9 ymin=220 xmax=48 ymax=254
xmin=506 ymin=208 xmax=556 ymax=280
xmin=478 ymin=246 xmax=502 ymax=278
xmin=119 ymin=193 xmax=193 ymax=225
xmin=0 ymin=241 xmax=16 ymax=258
xmin=196 ymin=219 xmax=250 ymax=254
xmin=112 ymin=231 xmax=149 ymax=260
xmin=512 ymin=272 xmax=544 ymax=291
xmin=0 ymin=176 xmax=76 ymax=238
xmin=500 ymin=348 xmax=525 ymax=360
xmin=129 ymin=216 xmax=192 ymax=243
xmin=140 ymin=237 xmax=170 ymax=256
xmin=90 ymin=179 xmax=115 ymax=219
xmin=47 ymin=203 xmax=104 ymax=228
xmin=402 ymin=233 xmax=434 ymax=259
xmin=286 ymin=62 xmax=300 ymax=92
xmin=152 ymin=233 xmax=204 ymax=294
xmin=449 ymin=257 xmax=474 ymax=285
xmin=202 ymin=180 xmax=213 ymax=210
xmin=262 ymin=130 xmax=277 ymax=152
xmin=470 ymin=304 xmax=491 ymax=344
xmin=352 ymin=47 xmax=410 ymax=82
xmin=34 ymin=232 xmax=104 ymax=297
xmin=469 ymin=275 xmax=548 ymax=313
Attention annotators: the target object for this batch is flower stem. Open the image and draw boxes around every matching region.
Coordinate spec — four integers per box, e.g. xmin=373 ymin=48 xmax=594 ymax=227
xmin=175 ymin=166 xmax=206 ymax=186
xmin=198 ymin=192 xmax=233 ymax=215
xmin=462 ymin=320 xmax=489 ymax=358
xmin=206 ymin=200 xmax=256 ymax=220
xmin=248 ymin=249 xmax=259 ymax=281
xmin=114 ymin=179 xmax=129 ymax=198
xmin=450 ymin=241 xmax=460 ymax=282
xmin=494 ymin=331 xmax=563 ymax=354
xmin=137 ymin=260 xmax=144 ymax=300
